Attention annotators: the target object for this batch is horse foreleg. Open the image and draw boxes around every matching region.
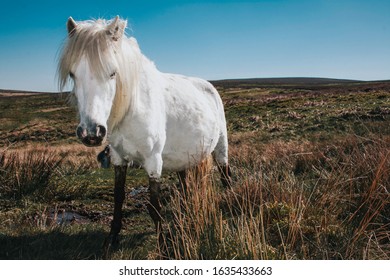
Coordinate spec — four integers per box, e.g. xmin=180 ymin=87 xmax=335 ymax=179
xmin=104 ymin=165 xmax=127 ymax=254
xmin=149 ymin=177 xmax=174 ymax=258
xmin=147 ymin=177 xmax=162 ymax=233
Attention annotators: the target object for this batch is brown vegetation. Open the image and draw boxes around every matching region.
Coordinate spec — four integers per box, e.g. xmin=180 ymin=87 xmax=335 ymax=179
xmin=0 ymin=80 xmax=389 ymax=259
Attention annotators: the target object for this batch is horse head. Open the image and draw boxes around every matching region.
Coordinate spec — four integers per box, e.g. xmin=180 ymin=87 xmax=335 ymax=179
xmin=59 ymin=16 xmax=128 ymax=147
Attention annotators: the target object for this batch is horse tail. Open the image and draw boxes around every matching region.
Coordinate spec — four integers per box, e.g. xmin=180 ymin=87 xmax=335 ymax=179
xmin=213 ymin=90 xmax=229 ymax=167
xmin=214 ymin=124 xmax=229 ymax=166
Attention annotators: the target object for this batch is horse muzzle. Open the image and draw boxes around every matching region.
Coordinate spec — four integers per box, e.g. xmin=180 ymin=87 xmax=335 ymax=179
xmin=76 ymin=124 xmax=106 ymax=147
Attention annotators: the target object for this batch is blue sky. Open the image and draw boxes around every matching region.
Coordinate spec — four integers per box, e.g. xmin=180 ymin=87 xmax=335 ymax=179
xmin=0 ymin=0 xmax=389 ymax=92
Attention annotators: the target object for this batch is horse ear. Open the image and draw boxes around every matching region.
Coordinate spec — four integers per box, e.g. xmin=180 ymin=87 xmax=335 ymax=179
xmin=106 ymin=16 xmax=127 ymax=41
xmin=67 ymin=17 xmax=77 ymax=37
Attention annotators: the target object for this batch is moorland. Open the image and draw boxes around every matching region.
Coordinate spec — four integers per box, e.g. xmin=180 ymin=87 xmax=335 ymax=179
xmin=0 ymin=78 xmax=389 ymax=259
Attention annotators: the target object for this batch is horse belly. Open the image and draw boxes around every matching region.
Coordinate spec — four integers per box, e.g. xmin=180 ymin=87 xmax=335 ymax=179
xmin=162 ymin=113 xmax=220 ymax=171
xmin=162 ymin=138 xmax=218 ymax=171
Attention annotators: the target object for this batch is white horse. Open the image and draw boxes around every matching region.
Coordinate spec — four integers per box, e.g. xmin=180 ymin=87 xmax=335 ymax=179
xmin=58 ymin=16 xmax=231 ymax=248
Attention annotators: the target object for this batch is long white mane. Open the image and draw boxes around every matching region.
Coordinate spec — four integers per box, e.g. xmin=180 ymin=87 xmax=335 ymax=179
xmin=57 ymin=18 xmax=141 ymax=130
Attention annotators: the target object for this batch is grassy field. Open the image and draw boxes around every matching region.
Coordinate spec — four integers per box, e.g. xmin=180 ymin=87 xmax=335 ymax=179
xmin=0 ymin=79 xmax=389 ymax=259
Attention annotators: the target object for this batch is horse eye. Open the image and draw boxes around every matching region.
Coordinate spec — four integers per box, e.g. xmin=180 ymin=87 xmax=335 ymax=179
xmin=69 ymin=72 xmax=75 ymax=79
xmin=110 ymin=72 xmax=116 ymax=79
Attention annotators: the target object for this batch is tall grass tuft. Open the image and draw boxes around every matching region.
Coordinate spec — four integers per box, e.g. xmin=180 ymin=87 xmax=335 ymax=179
xmin=0 ymin=150 xmax=65 ymax=200
xmin=0 ymin=146 xmax=97 ymax=202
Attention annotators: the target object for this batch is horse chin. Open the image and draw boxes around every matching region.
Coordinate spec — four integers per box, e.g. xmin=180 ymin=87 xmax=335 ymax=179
xmin=81 ymin=136 xmax=104 ymax=147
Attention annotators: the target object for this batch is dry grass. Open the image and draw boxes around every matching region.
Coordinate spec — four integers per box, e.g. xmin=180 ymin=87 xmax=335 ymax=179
xmin=2 ymin=143 xmax=99 ymax=166
xmin=1 ymin=135 xmax=388 ymax=260
xmin=0 ymin=144 xmax=99 ymax=203
xmin=156 ymin=134 xmax=390 ymax=259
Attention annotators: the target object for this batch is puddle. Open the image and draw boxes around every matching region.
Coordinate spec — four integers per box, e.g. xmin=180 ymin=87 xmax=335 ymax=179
xmin=49 ymin=211 xmax=89 ymax=225
xmin=130 ymin=186 xmax=148 ymax=197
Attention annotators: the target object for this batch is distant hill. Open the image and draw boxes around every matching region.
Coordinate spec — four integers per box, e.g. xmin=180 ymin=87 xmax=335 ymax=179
xmin=210 ymin=77 xmax=390 ymax=91
xmin=0 ymin=89 xmax=59 ymax=95
xmin=210 ymin=77 xmax=361 ymax=88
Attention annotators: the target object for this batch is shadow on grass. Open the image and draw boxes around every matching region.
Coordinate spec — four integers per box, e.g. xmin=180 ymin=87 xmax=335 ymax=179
xmin=0 ymin=229 xmax=154 ymax=260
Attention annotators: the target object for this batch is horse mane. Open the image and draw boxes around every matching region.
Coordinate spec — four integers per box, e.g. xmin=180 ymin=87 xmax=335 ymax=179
xmin=57 ymin=18 xmax=141 ymax=132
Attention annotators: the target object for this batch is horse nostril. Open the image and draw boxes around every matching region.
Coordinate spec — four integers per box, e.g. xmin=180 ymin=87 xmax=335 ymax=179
xmin=97 ymin=125 xmax=107 ymax=138
xmin=76 ymin=126 xmax=85 ymax=139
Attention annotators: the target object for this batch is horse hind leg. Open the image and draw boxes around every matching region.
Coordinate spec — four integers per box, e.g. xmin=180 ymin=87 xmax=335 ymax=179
xmin=176 ymin=170 xmax=187 ymax=195
xmin=217 ymin=164 xmax=232 ymax=188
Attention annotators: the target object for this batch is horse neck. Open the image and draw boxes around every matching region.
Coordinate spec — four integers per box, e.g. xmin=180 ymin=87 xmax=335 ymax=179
xmin=107 ymin=39 xmax=142 ymax=132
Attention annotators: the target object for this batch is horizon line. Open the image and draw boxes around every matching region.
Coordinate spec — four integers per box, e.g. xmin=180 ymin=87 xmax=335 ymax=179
xmin=1 ymin=76 xmax=390 ymax=93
